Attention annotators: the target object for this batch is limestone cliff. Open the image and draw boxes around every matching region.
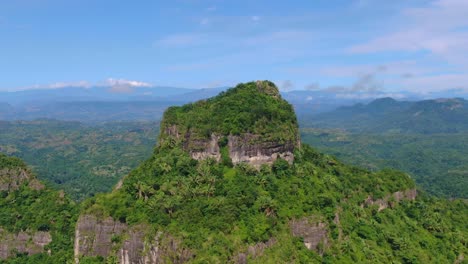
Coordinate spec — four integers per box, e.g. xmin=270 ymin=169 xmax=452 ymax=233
xmin=0 ymin=229 xmax=52 ymax=259
xmin=74 ymin=215 xmax=192 ymax=264
xmin=159 ymin=81 xmax=300 ymax=167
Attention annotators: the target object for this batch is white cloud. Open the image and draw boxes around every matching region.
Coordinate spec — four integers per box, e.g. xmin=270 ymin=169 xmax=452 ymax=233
xmin=105 ymin=78 xmax=152 ymax=88
xmin=105 ymin=78 xmax=152 ymax=93
xmin=349 ymin=0 xmax=468 ymax=67
xmin=22 ymin=81 xmax=91 ymax=90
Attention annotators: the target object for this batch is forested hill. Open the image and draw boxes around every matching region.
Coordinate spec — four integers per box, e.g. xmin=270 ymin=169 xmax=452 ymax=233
xmin=307 ymin=97 xmax=468 ymax=134
xmin=0 ymin=153 xmax=77 ymax=263
xmin=73 ymin=81 xmax=467 ymax=263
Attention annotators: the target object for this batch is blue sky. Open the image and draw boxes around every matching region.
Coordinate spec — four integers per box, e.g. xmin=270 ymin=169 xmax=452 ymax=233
xmin=1 ymin=0 xmax=467 ymax=96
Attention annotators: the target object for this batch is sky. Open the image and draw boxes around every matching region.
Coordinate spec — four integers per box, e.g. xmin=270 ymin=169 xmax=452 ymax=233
xmin=1 ymin=0 xmax=468 ymax=96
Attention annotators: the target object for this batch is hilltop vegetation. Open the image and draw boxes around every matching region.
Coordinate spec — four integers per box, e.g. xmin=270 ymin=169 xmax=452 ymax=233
xmin=160 ymin=81 xmax=299 ymax=144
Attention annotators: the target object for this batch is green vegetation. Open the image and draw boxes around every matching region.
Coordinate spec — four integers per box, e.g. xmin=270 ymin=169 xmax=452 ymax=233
xmin=1 ymin=83 xmax=467 ymax=263
xmin=79 ymin=83 xmax=466 ymax=263
xmin=0 ymin=154 xmax=77 ymax=264
xmin=160 ymin=81 xmax=299 ymax=144
xmin=81 ymin=141 xmax=467 ymax=263
xmin=300 ymin=97 xmax=468 ymax=198
xmin=0 ymin=120 xmax=158 ymax=200
xmin=301 ymin=129 xmax=468 ymax=198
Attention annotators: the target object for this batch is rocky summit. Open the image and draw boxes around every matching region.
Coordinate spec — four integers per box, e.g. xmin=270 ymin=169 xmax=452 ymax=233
xmin=159 ymin=80 xmax=300 ymax=167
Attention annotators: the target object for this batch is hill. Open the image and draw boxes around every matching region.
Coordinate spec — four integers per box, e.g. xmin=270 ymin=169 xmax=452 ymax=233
xmin=72 ymin=81 xmax=467 ymax=263
xmin=0 ymin=153 xmax=77 ymax=263
xmin=308 ymin=97 xmax=468 ymax=134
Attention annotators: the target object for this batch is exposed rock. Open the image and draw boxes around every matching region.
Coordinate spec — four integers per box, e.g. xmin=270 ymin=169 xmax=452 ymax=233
xmin=290 ymin=218 xmax=329 ymax=255
xmin=234 ymin=238 xmax=276 ymax=264
xmin=188 ymin=133 xmax=221 ymax=162
xmin=75 ymin=215 xmax=192 ymax=263
xmin=74 ymin=215 xmax=126 ymax=259
xmin=363 ymin=189 xmax=417 ymax=212
xmin=0 ymin=228 xmax=52 ymax=259
xmin=228 ymin=134 xmax=295 ymax=168
xmin=0 ymin=168 xmax=29 ymax=191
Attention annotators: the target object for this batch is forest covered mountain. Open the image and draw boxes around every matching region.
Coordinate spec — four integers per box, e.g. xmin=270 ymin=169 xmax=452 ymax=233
xmin=0 ymin=82 xmax=466 ymax=263
xmin=306 ymin=97 xmax=468 ymax=134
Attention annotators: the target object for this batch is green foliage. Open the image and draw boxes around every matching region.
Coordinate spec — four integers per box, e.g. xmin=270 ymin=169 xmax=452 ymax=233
xmin=159 ymin=81 xmax=299 ymax=146
xmin=301 ymin=128 xmax=468 ymax=198
xmin=0 ymin=155 xmax=77 ymax=264
xmin=79 ymin=141 xmax=467 ymax=263
xmin=0 ymin=120 xmax=158 ymax=200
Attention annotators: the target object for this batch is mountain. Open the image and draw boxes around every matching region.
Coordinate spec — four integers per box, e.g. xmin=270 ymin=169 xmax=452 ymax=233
xmin=0 ymin=86 xmax=195 ymax=105
xmin=0 ymin=85 xmax=429 ymax=122
xmin=0 ymin=153 xmax=77 ymax=263
xmin=308 ymin=97 xmax=468 ymax=134
xmin=67 ymin=81 xmax=466 ymax=263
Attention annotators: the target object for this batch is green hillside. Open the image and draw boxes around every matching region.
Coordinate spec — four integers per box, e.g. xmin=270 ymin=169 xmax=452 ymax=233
xmin=0 ymin=153 xmax=77 ymax=264
xmin=76 ymin=82 xmax=467 ymax=263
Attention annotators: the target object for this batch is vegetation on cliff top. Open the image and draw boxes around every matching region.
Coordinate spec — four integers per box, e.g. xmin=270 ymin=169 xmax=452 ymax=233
xmin=160 ymin=81 xmax=299 ymax=145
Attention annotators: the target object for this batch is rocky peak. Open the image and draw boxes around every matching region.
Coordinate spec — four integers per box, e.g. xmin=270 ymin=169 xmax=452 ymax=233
xmin=159 ymin=81 xmax=300 ymax=167
xmin=0 ymin=154 xmax=44 ymax=192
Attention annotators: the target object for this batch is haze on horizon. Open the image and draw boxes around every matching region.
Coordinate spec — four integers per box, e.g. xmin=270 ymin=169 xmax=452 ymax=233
xmin=1 ymin=0 xmax=467 ymax=98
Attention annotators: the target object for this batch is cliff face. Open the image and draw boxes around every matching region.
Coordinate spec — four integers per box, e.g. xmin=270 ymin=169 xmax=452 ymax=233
xmin=159 ymin=81 xmax=300 ymax=167
xmin=74 ymin=215 xmax=192 ymax=264
xmin=0 ymin=229 xmax=52 ymax=260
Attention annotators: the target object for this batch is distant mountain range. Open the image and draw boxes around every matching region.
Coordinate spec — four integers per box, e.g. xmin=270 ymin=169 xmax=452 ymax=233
xmin=308 ymin=97 xmax=468 ymax=134
xmin=1 ymin=85 xmax=467 ymax=122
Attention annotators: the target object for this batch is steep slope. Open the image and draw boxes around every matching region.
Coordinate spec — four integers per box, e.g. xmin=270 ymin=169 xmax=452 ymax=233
xmin=75 ymin=81 xmax=467 ymax=263
xmin=0 ymin=153 xmax=77 ymax=263
xmin=159 ymin=80 xmax=300 ymax=167
xmin=308 ymin=97 xmax=468 ymax=134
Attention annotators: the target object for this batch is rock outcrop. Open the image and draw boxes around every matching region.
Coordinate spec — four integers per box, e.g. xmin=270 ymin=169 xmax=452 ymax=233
xmin=234 ymin=238 xmax=276 ymax=264
xmin=74 ymin=215 xmax=192 ymax=263
xmin=290 ymin=217 xmax=329 ymax=255
xmin=227 ymin=134 xmax=296 ymax=167
xmin=0 ymin=168 xmax=44 ymax=192
xmin=0 ymin=229 xmax=52 ymax=259
xmin=363 ymin=189 xmax=417 ymax=212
